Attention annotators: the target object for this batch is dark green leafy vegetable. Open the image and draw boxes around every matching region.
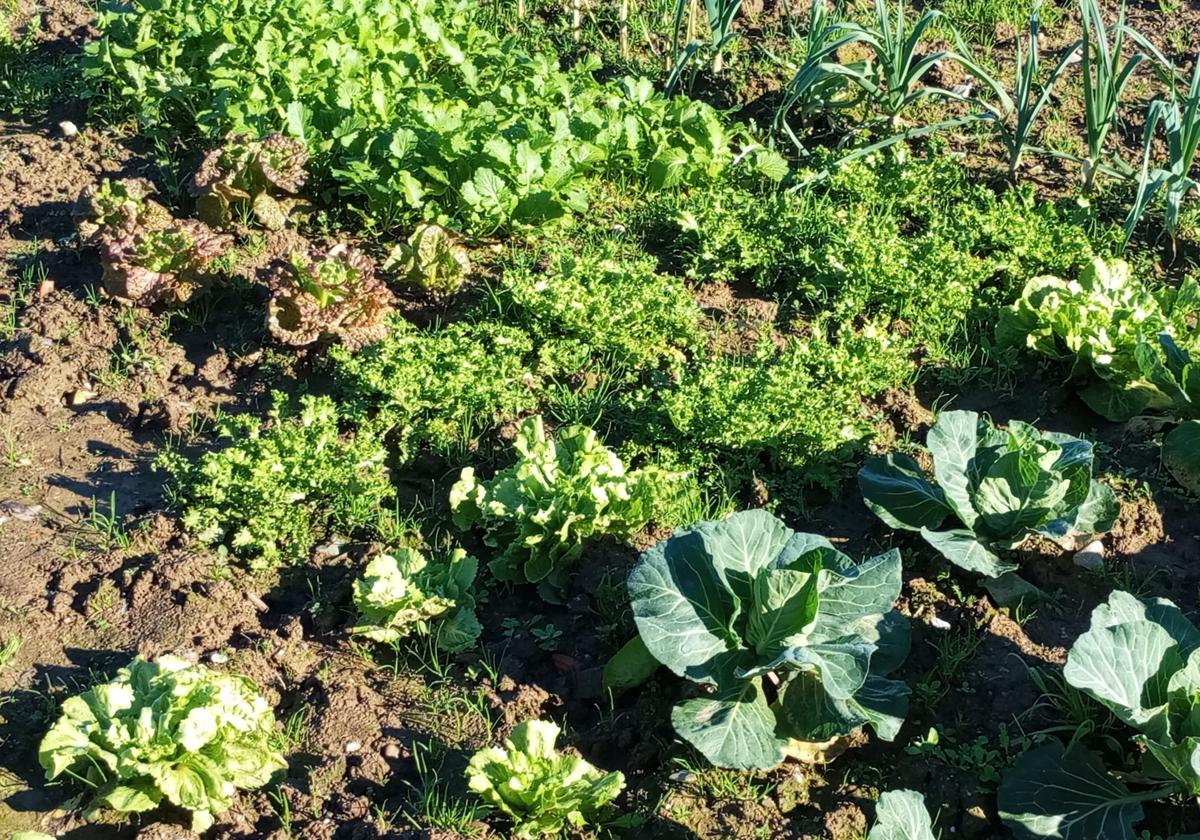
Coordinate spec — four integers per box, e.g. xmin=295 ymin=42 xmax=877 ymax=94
xmin=859 ymin=410 xmax=1117 ymax=577
xmin=627 ymin=509 xmax=910 ymax=770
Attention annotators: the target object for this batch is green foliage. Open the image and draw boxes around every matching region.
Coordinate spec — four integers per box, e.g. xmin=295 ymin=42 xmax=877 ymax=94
xmin=869 ymin=790 xmax=937 ymax=840
xmin=998 ymin=257 xmax=1200 ymax=420
xmin=643 ymin=154 xmax=1100 ymax=358
xmin=157 ymin=393 xmax=394 ymax=569
xmin=491 ymin=239 xmax=704 ymax=372
xmin=384 ymin=224 xmax=471 ymax=296
xmin=264 ymin=243 xmax=396 ymax=348
xmin=0 ymin=14 xmax=81 ymax=117
xmin=644 ymin=327 xmax=913 ymax=489
xmin=999 ymin=590 xmax=1200 ymax=838
xmin=329 ymin=320 xmax=540 ymax=460
xmin=450 ymin=415 xmax=677 ymax=597
xmin=351 ymin=548 xmax=481 ymax=652
xmin=85 ymin=0 xmax=751 ymax=232
xmin=628 ymin=509 xmax=910 ymax=770
xmin=38 ymin=655 xmax=286 ymax=833
xmin=465 ymin=720 xmax=624 ymax=839
xmin=859 ymin=410 xmax=1118 ymax=577
xmin=191 ymin=133 xmax=311 ymax=230
xmin=1164 ymin=420 xmax=1200 ymax=494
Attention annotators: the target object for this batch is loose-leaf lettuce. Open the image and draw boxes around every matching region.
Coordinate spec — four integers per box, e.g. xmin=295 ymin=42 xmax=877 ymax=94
xmin=350 ymin=547 xmax=481 ymax=652
xmin=627 ymin=509 xmax=910 ymax=770
xmin=75 ymin=178 xmax=233 ymax=306
xmin=858 ymin=410 xmax=1117 ymax=577
xmin=263 ymin=242 xmax=396 ymax=349
xmin=997 ymin=257 xmax=1200 ymax=421
xmin=465 ymin=720 xmax=624 ymax=839
xmin=998 ymin=590 xmax=1200 ymax=839
xmin=383 ymin=223 xmax=471 ymax=296
xmin=450 ymin=415 xmax=678 ymax=598
xmin=38 ymin=655 xmax=286 ymax=833
xmin=192 ymin=133 xmax=311 ymax=230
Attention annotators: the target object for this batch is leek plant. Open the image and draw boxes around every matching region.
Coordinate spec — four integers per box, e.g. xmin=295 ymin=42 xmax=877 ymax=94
xmin=772 ymin=0 xmax=867 ymax=148
xmin=1077 ymin=0 xmax=1143 ymax=191
xmin=1124 ymin=56 xmax=1200 ymax=247
xmin=957 ymin=7 xmax=1073 ymax=183
xmin=827 ymin=0 xmax=965 ymax=127
xmin=665 ymin=0 xmax=744 ymax=96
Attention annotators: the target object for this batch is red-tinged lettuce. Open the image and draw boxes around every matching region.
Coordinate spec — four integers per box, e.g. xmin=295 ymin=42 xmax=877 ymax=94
xmin=75 ymin=178 xmax=234 ymax=306
xmin=97 ymin=216 xmax=233 ymax=306
xmin=38 ymin=655 xmax=286 ymax=833
xmin=192 ymin=133 xmax=311 ymax=230
xmin=73 ymin=178 xmax=171 ymax=244
xmin=263 ymin=243 xmax=396 ymax=348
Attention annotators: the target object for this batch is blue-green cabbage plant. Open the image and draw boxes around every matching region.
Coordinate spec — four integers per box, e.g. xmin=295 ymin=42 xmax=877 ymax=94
xmin=627 ymin=509 xmax=910 ymax=770
xmin=869 ymin=789 xmax=937 ymax=840
xmin=858 ymin=410 xmax=1118 ymax=578
xmin=999 ymin=590 xmax=1200 ymax=839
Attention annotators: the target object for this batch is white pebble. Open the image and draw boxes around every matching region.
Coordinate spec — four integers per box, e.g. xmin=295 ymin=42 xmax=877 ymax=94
xmin=930 ymin=615 xmax=951 ymax=630
xmin=345 ymin=740 xmax=361 ymax=754
xmin=59 ymin=121 xmax=78 ymax=138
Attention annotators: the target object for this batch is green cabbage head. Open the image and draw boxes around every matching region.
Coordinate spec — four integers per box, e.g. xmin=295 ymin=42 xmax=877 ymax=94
xmin=859 ymin=410 xmax=1117 ymax=578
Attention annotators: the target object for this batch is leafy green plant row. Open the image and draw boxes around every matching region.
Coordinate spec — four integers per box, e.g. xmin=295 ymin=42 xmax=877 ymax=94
xmin=85 ymin=0 xmax=781 ymax=233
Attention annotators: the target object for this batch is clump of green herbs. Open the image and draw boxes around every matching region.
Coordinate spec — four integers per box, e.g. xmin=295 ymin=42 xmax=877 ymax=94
xmin=157 ymin=393 xmax=394 ymax=568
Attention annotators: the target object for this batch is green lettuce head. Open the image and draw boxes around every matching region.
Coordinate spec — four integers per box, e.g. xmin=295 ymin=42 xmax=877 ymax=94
xmin=38 ymin=655 xmax=286 ymax=833
xmin=466 ymin=720 xmax=624 ymax=839
xmin=350 ymin=547 xmax=482 ymax=652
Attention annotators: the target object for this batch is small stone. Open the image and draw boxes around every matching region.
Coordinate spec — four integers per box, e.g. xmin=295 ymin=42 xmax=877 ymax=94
xmin=1074 ymin=540 xmax=1105 ymax=572
xmin=245 ymin=592 xmax=270 ymax=612
xmin=669 ymin=770 xmax=695 ymax=784
xmin=59 ymin=120 xmax=78 ymax=138
xmin=208 ymin=651 xmax=229 ymax=664
xmin=382 ymin=744 xmax=401 ymax=760
xmin=0 ymin=500 xmax=43 ymax=522
xmin=929 ymin=615 xmax=952 ymax=631
xmin=344 ymin=740 xmax=361 ymax=754
xmin=66 ymin=388 xmax=95 ymax=406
